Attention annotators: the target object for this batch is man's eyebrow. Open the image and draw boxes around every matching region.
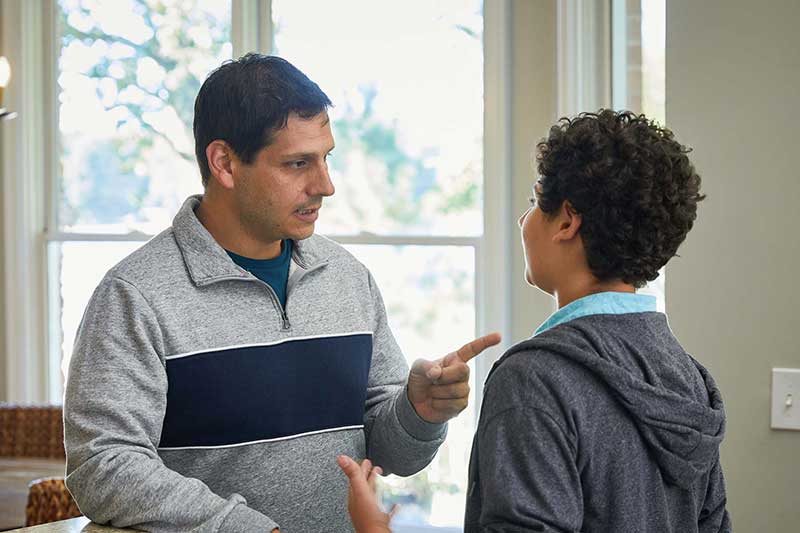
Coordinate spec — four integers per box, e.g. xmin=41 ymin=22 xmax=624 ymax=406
xmin=281 ymin=147 xmax=336 ymax=160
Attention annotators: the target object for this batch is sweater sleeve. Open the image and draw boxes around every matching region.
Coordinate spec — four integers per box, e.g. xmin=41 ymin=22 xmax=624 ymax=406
xmin=361 ymin=272 xmax=447 ymax=476
xmin=64 ymin=276 xmax=278 ymax=533
xmin=698 ymin=453 xmax=732 ymax=533
xmin=474 ymin=400 xmax=582 ymax=533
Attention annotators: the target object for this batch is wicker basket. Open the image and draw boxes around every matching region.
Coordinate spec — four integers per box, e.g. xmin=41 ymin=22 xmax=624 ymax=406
xmin=25 ymin=477 xmax=83 ymax=526
xmin=0 ymin=404 xmax=66 ymax=458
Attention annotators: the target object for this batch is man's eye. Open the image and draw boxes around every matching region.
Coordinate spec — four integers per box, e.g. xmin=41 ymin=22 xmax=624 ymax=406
xmin=289 ymin=160 xmax=307 ymax=169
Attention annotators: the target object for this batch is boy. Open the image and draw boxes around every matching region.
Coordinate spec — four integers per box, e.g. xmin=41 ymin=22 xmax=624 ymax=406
xmin=339 ymin=110 xmax=731 ymax=532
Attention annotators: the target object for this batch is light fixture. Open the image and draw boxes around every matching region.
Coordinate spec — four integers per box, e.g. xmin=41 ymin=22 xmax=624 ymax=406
xmin=0 ymin=56 xmax=17 ymax=121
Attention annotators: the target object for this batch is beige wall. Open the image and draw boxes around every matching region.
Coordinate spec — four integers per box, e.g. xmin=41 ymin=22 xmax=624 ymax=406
xmin=666 ymin=1 xmax=800 ymax=530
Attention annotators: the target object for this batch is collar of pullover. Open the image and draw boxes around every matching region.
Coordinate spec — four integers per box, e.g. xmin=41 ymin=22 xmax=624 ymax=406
xmin=172 ymin=195 xmax=328 ymax=286
xmin=535 ymin=291 xmax=658 ymax=336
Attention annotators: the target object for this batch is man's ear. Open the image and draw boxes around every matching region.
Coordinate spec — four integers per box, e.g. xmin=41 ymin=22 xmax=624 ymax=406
xmin=552 ymin=201 xmax=582 ymax=243
xmin=205 ymin=140 xmax=236 ymax=190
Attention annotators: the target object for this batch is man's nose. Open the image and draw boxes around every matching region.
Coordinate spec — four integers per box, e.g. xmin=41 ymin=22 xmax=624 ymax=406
xmin=312 ymin=162 xmax=335 ymax=197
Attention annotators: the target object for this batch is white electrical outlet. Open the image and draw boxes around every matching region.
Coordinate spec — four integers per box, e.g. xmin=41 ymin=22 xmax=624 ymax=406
xmin=771 ymin=368 xmax=800 ymax=431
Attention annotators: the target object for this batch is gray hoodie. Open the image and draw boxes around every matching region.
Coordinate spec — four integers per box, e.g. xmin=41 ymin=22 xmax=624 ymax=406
xmin=465 ymin=309 xmax=731 ymax=532
xmin=64 ymin=196 xmax=446 ymax=532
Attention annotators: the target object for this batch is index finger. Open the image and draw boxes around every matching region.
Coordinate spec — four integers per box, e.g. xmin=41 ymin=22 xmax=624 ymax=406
xmin=454 ymin=332 xmax=501 ymax=363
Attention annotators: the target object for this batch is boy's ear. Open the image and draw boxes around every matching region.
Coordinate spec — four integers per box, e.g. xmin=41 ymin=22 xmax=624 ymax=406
xmin=552 ymin=201 xmax=582 ymax=243
xmin=206 ymin=140 xmax=236 ymax=190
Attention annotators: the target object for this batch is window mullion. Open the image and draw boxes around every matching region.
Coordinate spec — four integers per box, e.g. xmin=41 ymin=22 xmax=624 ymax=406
xmin=46 ymin=231 xmax=155 ymax=243
xmin=329 ymin=234 xmax=480 ymax=247
xmin=233 ymin=0 xmax=272 ymax=57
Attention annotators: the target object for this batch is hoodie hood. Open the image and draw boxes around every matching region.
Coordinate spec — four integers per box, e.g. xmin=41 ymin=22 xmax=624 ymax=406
xmin=493 ymin=312 xmax=725 ymax=489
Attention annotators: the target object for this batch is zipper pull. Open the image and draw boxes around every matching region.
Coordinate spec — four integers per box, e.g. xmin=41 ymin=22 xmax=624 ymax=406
xmin=281 ymin=313 xmax=291 ymax=331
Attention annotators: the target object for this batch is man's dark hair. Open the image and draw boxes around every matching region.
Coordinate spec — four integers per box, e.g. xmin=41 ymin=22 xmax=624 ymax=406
xmin=193 ymin=54 xmax=332 ymax=186
xmin=535 ymin=109 xmax=705 ymax=288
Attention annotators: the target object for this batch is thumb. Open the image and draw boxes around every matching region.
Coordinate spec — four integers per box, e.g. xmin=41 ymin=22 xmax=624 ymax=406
xmin=337 ymin=455 xmax=363 ymax=482
xmin=410 ymin=358 xmax=443 ymax=381
xmin=337 ymin=455 xmax=372 ymax=495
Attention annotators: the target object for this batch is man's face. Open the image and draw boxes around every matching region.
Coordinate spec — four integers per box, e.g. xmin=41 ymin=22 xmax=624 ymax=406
xmin=232 ymin=112 xmax=335 ymax=244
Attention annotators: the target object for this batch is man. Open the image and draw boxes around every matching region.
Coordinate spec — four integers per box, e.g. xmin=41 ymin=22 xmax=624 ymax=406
xmin=341 ymin=110 xmax=731 ymax=532
xmin=64 ymin=54 xmax=500 ymax=533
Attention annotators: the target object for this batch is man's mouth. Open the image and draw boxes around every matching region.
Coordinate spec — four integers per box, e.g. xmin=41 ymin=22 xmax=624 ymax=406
xmin=296 ymin=206 xmax=320 ymax=215
xmin=294 ymin=205 xmax=321 ymax=222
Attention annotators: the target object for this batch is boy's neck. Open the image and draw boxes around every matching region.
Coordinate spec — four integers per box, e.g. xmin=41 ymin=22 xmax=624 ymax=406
xmin=553 ymin=274 xmax=636 ymax=309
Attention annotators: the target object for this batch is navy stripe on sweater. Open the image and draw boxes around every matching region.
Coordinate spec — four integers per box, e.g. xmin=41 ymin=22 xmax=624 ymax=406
xmin=159 ymin=332 xmax=373 ymax=449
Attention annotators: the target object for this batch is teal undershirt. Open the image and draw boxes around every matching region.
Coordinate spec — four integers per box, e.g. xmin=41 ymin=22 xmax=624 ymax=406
xmin=534 ymin=291 xmax=658 ymax=336
xmin=226 ymin=240 xmax=293 ymax=308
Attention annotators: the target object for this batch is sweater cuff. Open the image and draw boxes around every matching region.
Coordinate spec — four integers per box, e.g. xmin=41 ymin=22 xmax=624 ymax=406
xmin=396 ymin=386 xmax=448 ymax=442
xmin=219 ymin=503 xmax=279 ymax=532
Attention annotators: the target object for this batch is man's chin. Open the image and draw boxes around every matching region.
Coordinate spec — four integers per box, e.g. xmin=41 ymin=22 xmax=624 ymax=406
xmin=288 ymin=225 xmax=316 ymax=241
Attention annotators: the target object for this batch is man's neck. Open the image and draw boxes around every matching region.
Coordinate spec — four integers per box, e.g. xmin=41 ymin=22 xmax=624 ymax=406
xmin=196 ymin=194 xmax=282 ymax=260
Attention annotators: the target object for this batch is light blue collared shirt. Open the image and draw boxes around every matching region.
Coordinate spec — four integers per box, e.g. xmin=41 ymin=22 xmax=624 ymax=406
xmin=534 ymin=291 xmax=658 ymax=336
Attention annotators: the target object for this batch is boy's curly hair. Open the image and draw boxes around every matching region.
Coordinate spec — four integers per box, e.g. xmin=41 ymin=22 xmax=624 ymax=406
xmin=535 ymin=109 xmax=705 ymax=288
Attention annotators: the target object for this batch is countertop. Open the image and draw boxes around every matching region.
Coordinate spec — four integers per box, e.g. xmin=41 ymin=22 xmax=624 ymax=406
xmin=7 ymin=517 xmax=136 ymax=532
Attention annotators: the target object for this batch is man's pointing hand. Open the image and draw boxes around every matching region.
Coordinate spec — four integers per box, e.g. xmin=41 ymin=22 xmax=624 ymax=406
xmin=407 ymin=333 xmax=502 ymax=424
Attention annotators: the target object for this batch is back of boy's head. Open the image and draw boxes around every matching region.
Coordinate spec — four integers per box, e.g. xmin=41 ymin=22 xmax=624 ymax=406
xmin=535 ymin=109 xmax=704 ymax=289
